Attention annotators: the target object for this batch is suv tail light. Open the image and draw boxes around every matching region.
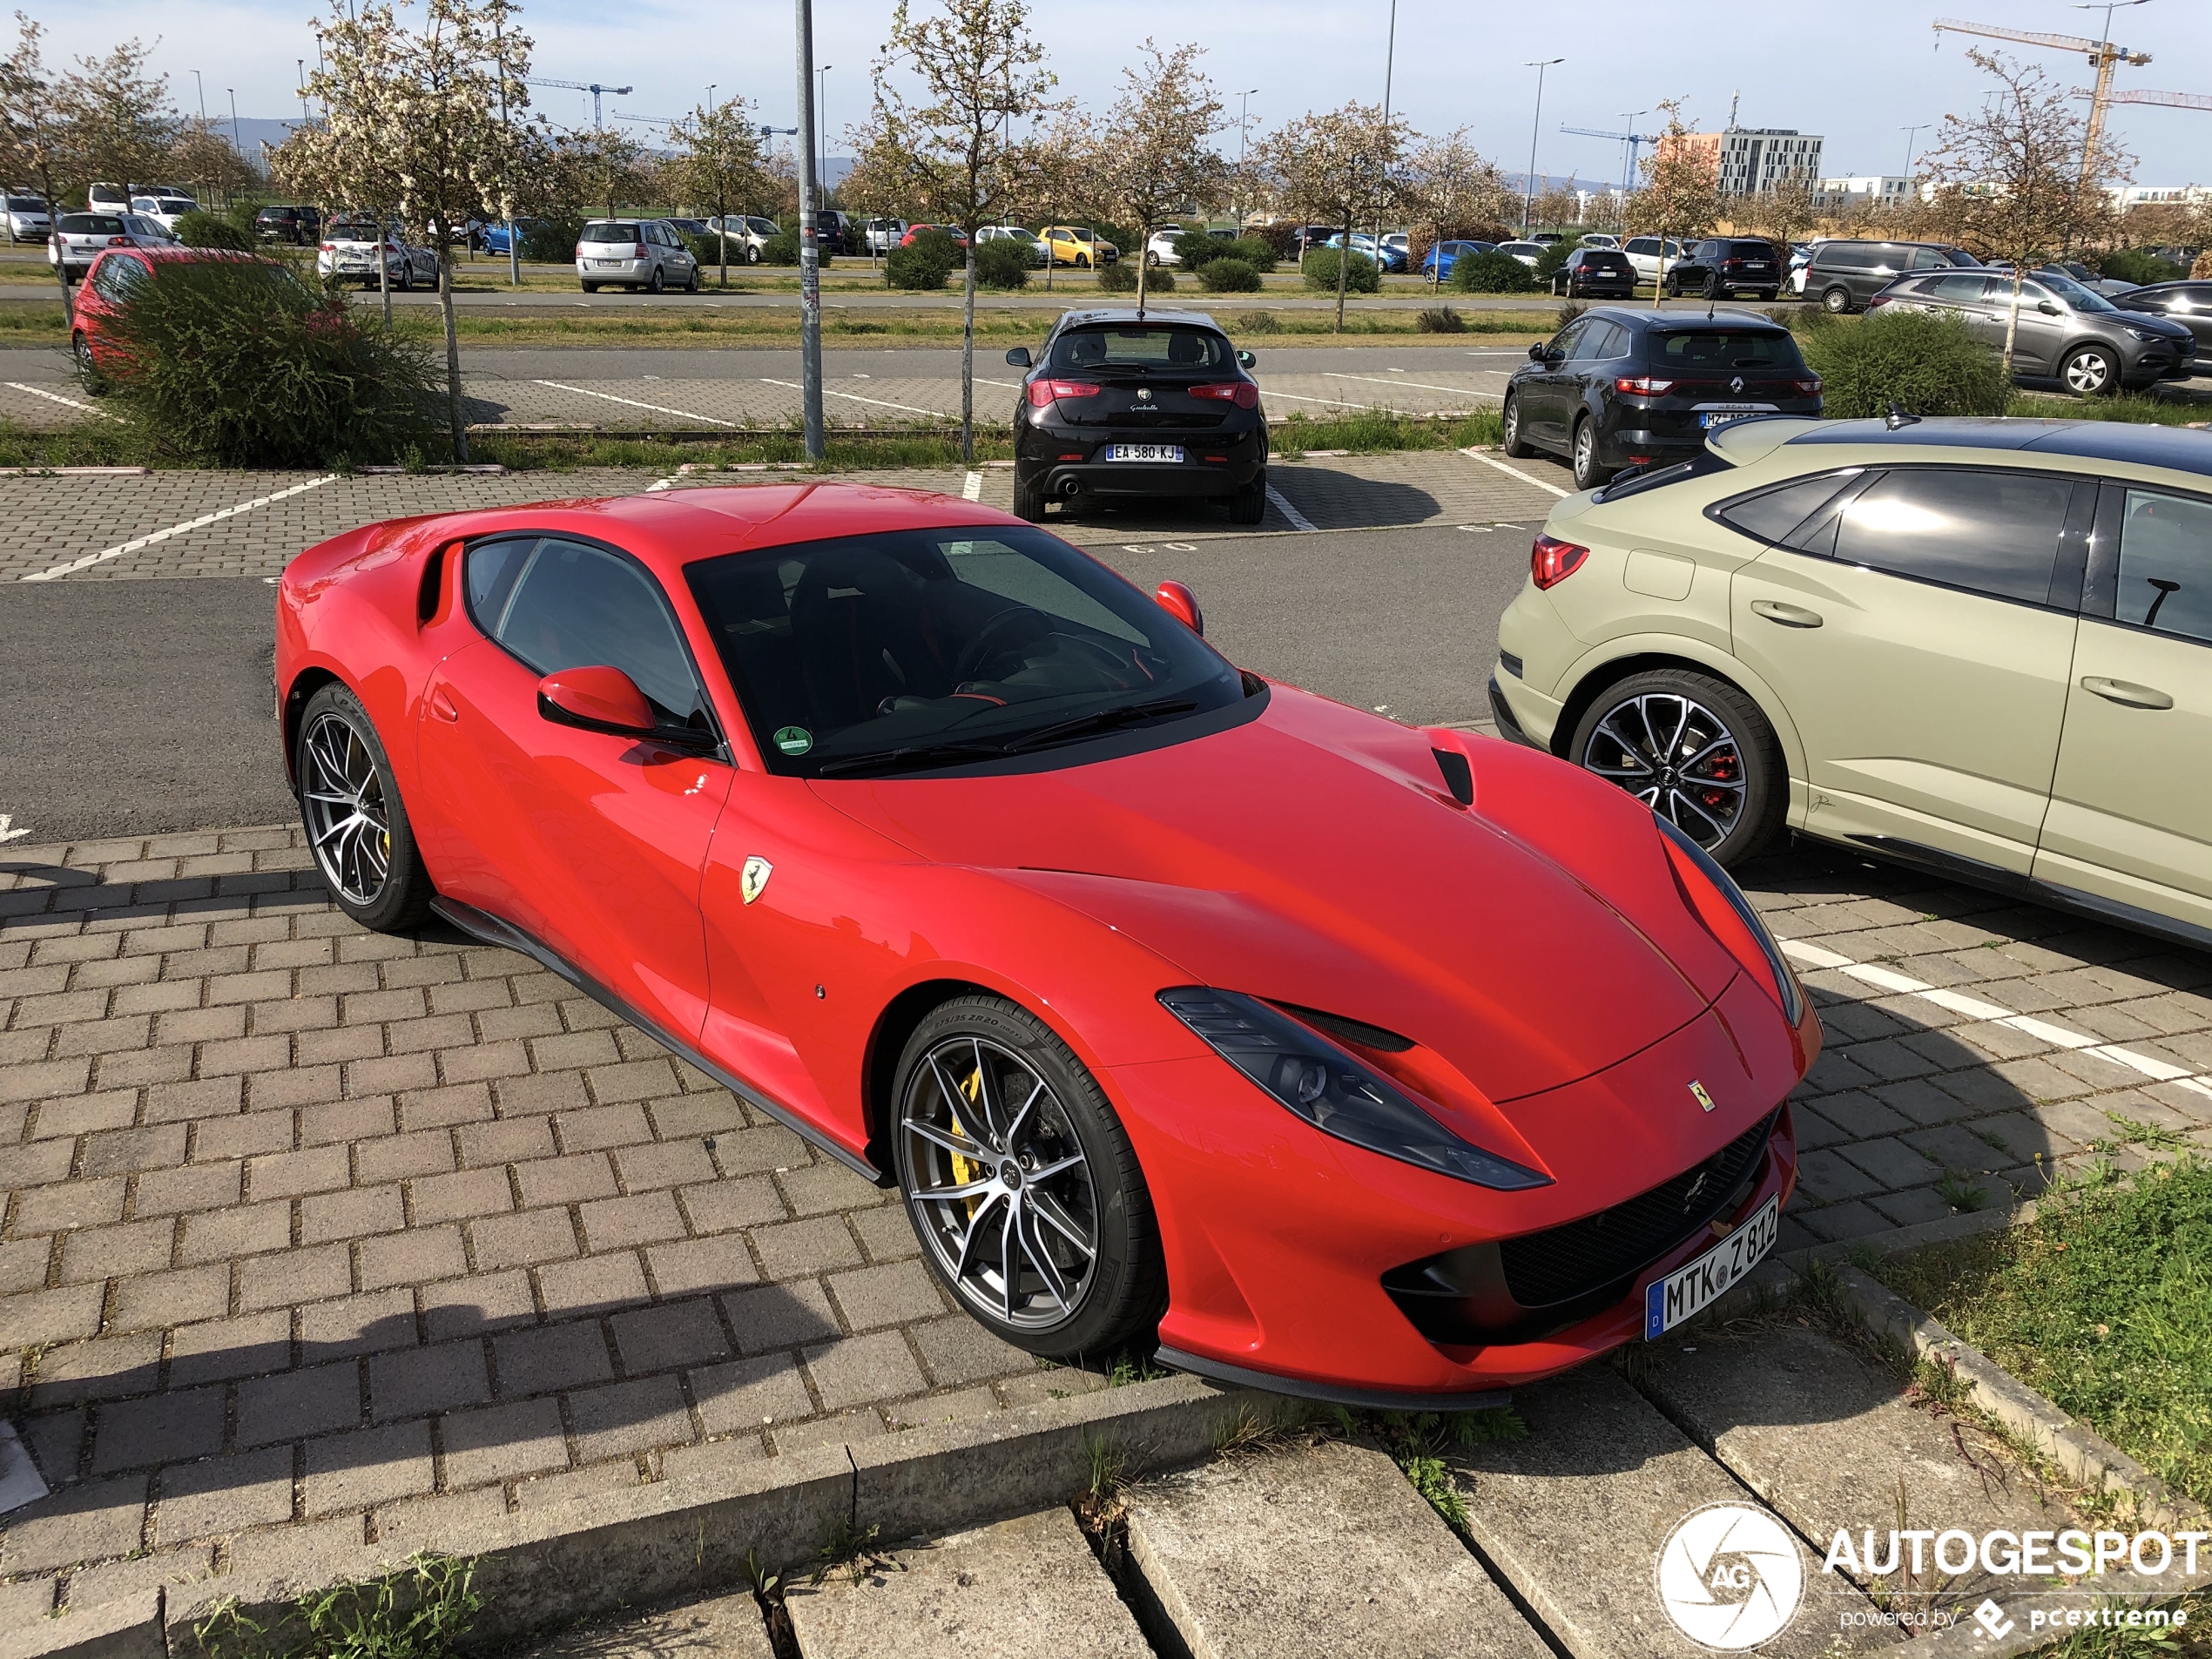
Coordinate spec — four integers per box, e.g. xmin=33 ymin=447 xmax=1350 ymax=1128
xmin=1865 ymin=294 xmax=1892 ymax=310
xmin=573 ymin=245 xmax=584 ymax=258
xmin=1190 ymin=382 xmax=1259 ymax=408
xmin=1793 ymin=377 xmax=1823 ymax=396
xmin=1614 ymin=375 xmax=1675 ymax=395
xmin=1531 ymin=534 xmax=1589 ymax=589
xmin=1027 ymin=379 xmax=1104 ymax=408
xmin=634 ymin=243 xmax=649 ymax=259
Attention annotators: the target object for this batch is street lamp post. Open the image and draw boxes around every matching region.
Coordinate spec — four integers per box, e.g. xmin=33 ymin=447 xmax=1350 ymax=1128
xmin=818 ymin=65 xmax=832 ymax=187
xmin=1617 ymin=109 xmax=1648 ymax=198
xmin=1522 ymin=58 xmax=1563 ymax=231
xmin=227 ymin=88 xmax=242 ymax=165
xmin=794 ymin=0 xmax=824 ymax=460
xmin=1372 ymin=0 xmax=1397 ymax=256
xmin=1236 ymin=88 xmax=1257 ymax=234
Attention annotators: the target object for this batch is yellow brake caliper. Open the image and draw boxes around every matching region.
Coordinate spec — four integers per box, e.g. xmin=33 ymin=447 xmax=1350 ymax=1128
xmin=949 ymin=1066 xmax=984 ymax=1217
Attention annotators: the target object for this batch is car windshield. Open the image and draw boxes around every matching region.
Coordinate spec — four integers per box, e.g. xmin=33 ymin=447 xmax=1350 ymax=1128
xmin=1004 ymin=229 xmax=1043 ymax=244
xmin=1656 ymin=331 xmax=1807 ymax=371
xmin=60 ymin=214 xmax=125 ymax=234
xmin=687 ymin=525 xmax=1248 ymax=778
xmin=580 ymin=222 xmax=639 ymax=243
xmin=1046 ymin=326 xmax=1231 ymax=371
xmin=7 ymin=197 xmax=42 ymax=211
xmin=2036 ymin=273 xmax=2119 ymax=313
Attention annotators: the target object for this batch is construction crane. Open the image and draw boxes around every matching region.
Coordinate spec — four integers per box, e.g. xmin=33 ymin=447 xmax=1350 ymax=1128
xmin=1932 ymin=17 xmax=2149 ymax=189
xmin=2082 ymin=86 xmax=2212 ymax=111
xmin=528 ymin=78 xmax=634 ymax=129
xmin=1560 ymin=122 xmax=1660 ymax=195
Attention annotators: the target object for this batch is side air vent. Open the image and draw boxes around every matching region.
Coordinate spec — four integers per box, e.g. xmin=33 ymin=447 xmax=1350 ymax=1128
xmin=1431 ymin=747 xmax=1474 ymax=806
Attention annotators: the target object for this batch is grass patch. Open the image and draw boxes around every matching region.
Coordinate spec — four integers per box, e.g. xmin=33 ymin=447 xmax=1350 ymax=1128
xmin=1872 ymin=1158 xmax=2212 ymax=1508
xmin=470 ymin=428 xmax=1014 ymax=473
xmin=0 ymin=419 xmax=159 ymax=468
xmin=1272 ymin=407 xmax=1503 ymax=456
xmin=2004 ymin=390 xmax=2211 ymax=427
xmin=194 ymin=1554 xmax=480 ymax=1659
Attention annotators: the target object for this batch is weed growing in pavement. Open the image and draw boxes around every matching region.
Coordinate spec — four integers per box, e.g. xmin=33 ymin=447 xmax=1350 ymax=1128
xmin=1104 ymin=1349 xmax=1168 ymax=1388
xmin=1936 ymin=1170 xmax=1991 ymax=1212
xmin=2106 ymin=1112 xmax=2188 ymax=1151
xmin=1366 ymin=1407 xmax=1526 ymax=1536
xmin=1084 ymin=1432 xmax=1132 ymax=1506
xmin=193 ymin=1554 xmax=481 ymax=1659
xmin=810 ymin=1517 xmax=899 ymax=1587
xmin=2044 ymin=1591 xmax=2211 ymax=1656
xmin=1874 ymin=1157 xmax=2212 ymax=1508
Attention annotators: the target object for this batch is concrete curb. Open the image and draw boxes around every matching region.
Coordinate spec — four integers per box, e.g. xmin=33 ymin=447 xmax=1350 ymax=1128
xmin=33 ymin=1374 xmax=1258 ymax=1659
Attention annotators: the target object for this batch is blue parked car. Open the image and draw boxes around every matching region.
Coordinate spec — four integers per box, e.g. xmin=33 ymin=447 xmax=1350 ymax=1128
xmin=1420 ymin=239 xmax=1498 ymax=280
xmin=1324 ymin=231 xmax=1407 ymax=273
xmin=475 ymin=217 xmax=550 ymax=257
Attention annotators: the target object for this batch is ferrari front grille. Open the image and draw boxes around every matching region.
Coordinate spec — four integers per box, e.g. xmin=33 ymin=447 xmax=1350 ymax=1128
xmin=1497 ymin=1109 xmax=1777 ymax=1309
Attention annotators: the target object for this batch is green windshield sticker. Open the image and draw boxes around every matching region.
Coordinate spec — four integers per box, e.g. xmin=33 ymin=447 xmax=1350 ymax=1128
xmin=772 ymin=726 xmax=813 ymax=756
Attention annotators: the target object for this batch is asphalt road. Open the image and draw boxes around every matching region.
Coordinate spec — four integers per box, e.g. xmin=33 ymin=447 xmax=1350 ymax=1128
xmin=0 ymin=524 xmax=1527 ymax=841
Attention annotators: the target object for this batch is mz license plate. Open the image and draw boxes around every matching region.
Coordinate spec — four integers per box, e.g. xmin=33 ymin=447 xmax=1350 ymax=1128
xmin=1697 ymin=405 xmax=1776 ymax=428
xmin=1647 ymin=1194 xmax=1779 ymax=1339
xmin=1106 ymin=444 xmax=1184 ymax=462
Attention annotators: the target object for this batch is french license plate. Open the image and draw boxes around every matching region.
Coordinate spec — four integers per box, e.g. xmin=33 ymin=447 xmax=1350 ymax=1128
xmin=1646 ymin=1195 xmax=1779 ymax=1339
xmin=1697 ymin=405 xmax=1775 ymax=428
xmin=1107 ymin=443 xmax=1184 ymax=462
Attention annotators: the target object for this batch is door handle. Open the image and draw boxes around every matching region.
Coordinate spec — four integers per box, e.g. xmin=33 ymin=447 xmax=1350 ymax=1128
xmin=428 ymin=686 xmax=460 ymax=723
xmin=1750 ymin=600 xmax=1824 ymax=628
xmin=2080 ymin=676 xmax=2174 ymax=710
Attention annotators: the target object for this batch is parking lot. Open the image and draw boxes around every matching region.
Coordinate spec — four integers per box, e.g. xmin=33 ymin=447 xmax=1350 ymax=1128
xmin=5 ymin=449 xmax=2211 ymax=1609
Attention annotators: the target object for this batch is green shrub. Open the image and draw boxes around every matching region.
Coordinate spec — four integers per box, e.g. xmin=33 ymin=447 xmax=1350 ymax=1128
xmin=1170 ymin=227 xmax=1222 ymax=268
xmin=884 ymin=231 xmax=959 ymax=291
xmin=1534 ymin=239 xmax=1582 ymax=280
xmin=1450 ymin=251 xmax=1534 ymax=293
xmin=759 ymin=231 xmax=799 ymax=265
xmin=682 ymin=232 xmax=723 ymax=269
xmin=974 ymin=237 xmax=1031 ymax=291
xmin=2099 ymin=246 xmax=2185 ymax=287
xmin=1096 ymin=260 xmax=1137 ymax=293
xmin=92 ymin=258 xmax=440 ymax=467
xmin=1241 ymin=309 xmax=1280 ymax=333
xmin=523 ymin=216 xmax=583 ymax=264
xmin=1302 ymin=249 xmax=1379 ymax=293
xmin=1799 ymin=309 xmax=2009 ymax=418
xmin=1221 ymin=237 xmax=1277 ymax=273
xmin=1200 ymin=257 xmax=1260 ymax=293
xmin=173 ymin=211 xmax=253 ymax=251
xmin=1415 ymin=306 xmax=1465 ymax=333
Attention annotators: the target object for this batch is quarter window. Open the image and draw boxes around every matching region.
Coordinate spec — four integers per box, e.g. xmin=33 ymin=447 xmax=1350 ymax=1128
xmin=2114 ymin=489 xmax=2212 ymax=644
xmin=1715 ymin=474 xmax=1857 ymax=548
xmin=1831 ymin=469 xmax=2076 ymax=606
xmin=464 ymin=536 xmax=707 ymax=725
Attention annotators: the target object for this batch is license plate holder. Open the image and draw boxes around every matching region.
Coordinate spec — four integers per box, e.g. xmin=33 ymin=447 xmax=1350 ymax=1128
xmin=1646 ymin=1194 xmax=1779 ymax=1339
xmin=1106 ymin=443 xmax=1184 ymax=462
xmin=1696 ymin=404 xmax=1777 ymax=428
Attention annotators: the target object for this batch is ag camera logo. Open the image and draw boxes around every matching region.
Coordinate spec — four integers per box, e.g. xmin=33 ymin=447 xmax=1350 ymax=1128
xmin=1656 ymin=1502 xmax=1805 ymax=1649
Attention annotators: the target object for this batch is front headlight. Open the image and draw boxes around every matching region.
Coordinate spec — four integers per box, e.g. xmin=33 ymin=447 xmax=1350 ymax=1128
xmin=2127 ymin=327 xmax=2163 ymax=342
xmin=1157 ymin=988 xmax=1551 ymax=1190
xmin=1653 ymin=815 xmax=1804 ymax=1025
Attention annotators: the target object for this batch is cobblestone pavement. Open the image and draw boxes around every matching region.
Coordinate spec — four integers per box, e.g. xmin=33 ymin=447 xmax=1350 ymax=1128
xmin=0 ymin=451 xmax=1572 ymax=583
xmin=3 ymin=818 xmax=2210 ymax=1607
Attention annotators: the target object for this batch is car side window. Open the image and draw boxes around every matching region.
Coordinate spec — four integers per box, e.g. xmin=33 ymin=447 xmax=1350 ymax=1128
xmin=1926 ymin=273 xmax=1989 ymax=302
xmin=465 ymin=536 xmax=708 ymax=725
xmin=1548 ymin=320 xmax=1587 ymax=359
xmin=1831 ymin=469 xmax=2078 ymax=606
xmin=1714 ymin=474 xmax=1858 ymax=550
xmin=1625 ymin=238 xmax=1654 ymax=256
xmin=2113 ymin=489 xmax=2212 ymax=645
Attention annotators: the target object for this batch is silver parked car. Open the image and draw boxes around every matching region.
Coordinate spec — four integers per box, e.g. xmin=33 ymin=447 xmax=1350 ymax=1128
xmin=5 ymin=192 xmax=50 ymax=244
xmin=317 ymin=219 xmax=439 ymax=290
xmin=49 ymin=212 xmax=173 ymax=282
xmin=1870 ymin=266 xmax=2195 ymax=396
xmin=706 ymin=214 xmax=779 ymax=264
xmin=575 ymin=219 xmax=699 ymax=293
xmin=131 ymin=192 xmax=199 ymax=234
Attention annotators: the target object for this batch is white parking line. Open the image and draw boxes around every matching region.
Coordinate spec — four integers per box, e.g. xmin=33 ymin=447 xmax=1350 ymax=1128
xmin=0 ymin=813 xmax=30 ymax=844
xmin=1780 ymin=938 xmax=2212 ymax=1097
xmin=759 ymin=377 xmax=950 ymax=419
xmin=1459 ymin=447 xmax=1569 ymax=498
xmin=961 ymin=470 xmax=983 ymax=501
xmin=21 ymin=475 xmax=338 ymax=582
xmin=7 ymin=381 xmax=109 ymax=418
xmin=1325 ymin=371 xmax=1503 ymax=401
xmin=534 ymin=381 xmax=738 ymax=428
xmin=1264 ymin=486 xmax=1318 ymax=531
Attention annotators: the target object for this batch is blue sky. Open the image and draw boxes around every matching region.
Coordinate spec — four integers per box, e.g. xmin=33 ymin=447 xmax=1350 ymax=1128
xmin=42 ymin=0 xmax=2212 ymax=185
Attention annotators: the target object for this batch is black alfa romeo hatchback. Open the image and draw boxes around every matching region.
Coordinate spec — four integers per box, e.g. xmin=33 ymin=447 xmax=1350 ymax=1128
xmin=1007 ymin=308 xmax=1269 ymax=524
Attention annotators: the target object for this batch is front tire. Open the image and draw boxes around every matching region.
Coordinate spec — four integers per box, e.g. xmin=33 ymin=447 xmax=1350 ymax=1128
xmin=892 ymin=995 xmax=1164 ymax=1361
xmin=685 ymin=266 xmax=701 ymax=293
xmin=1501 ymin=391 xmax=1536 ymax=459
xmin=2062 ymin=345 xmax=2117 ymax=398
xmin=1702 ymin=273 xmax=1721 ymax=300
xmin=294 ymin=683 xmax=435 ymax=932
xmin=1568 ymin=669 xmax=1785 ymax=867
xmin=1663 ymin=273 xmax=1681 ymax=299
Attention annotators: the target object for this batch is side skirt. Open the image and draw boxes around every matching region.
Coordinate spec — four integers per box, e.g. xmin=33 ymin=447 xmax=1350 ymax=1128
xmin=428 ymin=896 xmax=889 ymax=1186
xmin=1153 ymin=1344 xmax=1511 ymax=1414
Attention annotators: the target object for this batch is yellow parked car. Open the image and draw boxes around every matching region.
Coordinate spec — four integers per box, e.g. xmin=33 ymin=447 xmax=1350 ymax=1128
xmin=1493 ymin=415 xmax=2212 ymax=946
xmin=1038 ymin=226 xmax=1118 ymax=268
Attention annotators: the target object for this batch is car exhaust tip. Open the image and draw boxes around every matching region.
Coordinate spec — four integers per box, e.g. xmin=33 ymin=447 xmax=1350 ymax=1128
xmin=1060 ymin=479 xmax=1080 ymax=498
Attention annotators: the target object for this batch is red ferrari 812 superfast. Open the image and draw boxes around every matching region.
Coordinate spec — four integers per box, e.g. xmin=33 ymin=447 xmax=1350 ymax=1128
xmin=275 ymin=482 xmax=1816 ymax=1408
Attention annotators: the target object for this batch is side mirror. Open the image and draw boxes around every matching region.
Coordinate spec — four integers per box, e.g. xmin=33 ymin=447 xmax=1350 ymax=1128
xmin=2038 ymin=300 xmax=2060 ymax=315
xmin=536 ymin=666 xmax=656 ymax=737
xmin=1237 ymin=349 xmax=1256 ymax=368
xmin=1004 ymin=346 xmax=1032 ymax=368
xmin=1155 ymin=580 xmax=1204 ymax=636
xmin=1528 ymin=342 xmax=1548 ymax=361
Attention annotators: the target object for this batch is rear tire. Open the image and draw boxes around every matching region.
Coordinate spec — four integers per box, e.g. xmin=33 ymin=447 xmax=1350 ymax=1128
xmin=1567 ymin=668 xmax=1785 ymax=867
xmin=1821 ymin=286 xmax=1853 ymax=314
xmin=1501 ymin=391 xmax=1536 ymax=459
xmin=646 ymin=266 xmax=665 ymax=294
xmin=581 ymin=282 xmax=599 ymax=293
xmin=1229 ymin=475 xmax=1267 ymax=525
xmin=892 ymin=995 xmax=1165 ymax=1362
xmin=294 ymin=682 xmax=435 ymax=933
xmin=1570 ymin=416 xmax=1610 ymax=491
xmin=1012 ymin=471 xmax=1046 ymax=522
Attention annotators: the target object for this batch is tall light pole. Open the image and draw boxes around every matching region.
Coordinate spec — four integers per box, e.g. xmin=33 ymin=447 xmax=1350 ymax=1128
xmin=1522 ymin=59 xmax=1563 ymax=231
xmin=1900 ymin=122 xmax=1927 ymax=181
xmin=297 ymin=59 xmax=310 ymax=125
xmin=794 ymin=0 xmax=824 ymax=460
xmin=496 ymin=16 xmax=518 ymax=285
xmin=1236 ymin=87 xmax=1258 ymax=233
xmin=1372 ymin=0 xmax=1397 ymax=253
xmin=227 ymin=87 xmax=242 ymax=163
xmin=1617 ymin=109 xmax=1648 ymax=197
xmin=192 ymin=71 xmax=206 ymax=120
xmin=818 ymin=65 xmax=832 ymax=185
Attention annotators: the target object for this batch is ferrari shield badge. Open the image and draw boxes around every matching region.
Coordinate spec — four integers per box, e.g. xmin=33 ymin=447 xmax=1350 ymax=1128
xmin=1689 ymin=1080 xmax=1716 ymax=1113
xmin=740 ymin=857 xmax=773 ymax=906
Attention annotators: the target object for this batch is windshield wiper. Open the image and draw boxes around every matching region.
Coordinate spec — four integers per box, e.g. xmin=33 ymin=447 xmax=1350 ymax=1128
xmin=1004 ymin=696 xmax=1200 ymax=752
xmin=813 ymin=739 xmax=1012 ymax=778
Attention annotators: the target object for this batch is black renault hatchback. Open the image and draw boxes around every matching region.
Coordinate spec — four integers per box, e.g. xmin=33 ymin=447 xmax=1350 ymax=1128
xmin=1007 ymin=308 xmax=1268 ymax=523
xmin=1501 ymin=307 xmax=1823 ymax=490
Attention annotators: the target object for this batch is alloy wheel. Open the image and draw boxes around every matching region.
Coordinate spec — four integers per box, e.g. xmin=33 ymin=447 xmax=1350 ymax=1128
xmin=1580 ymin=691 xmax=1746 ymax=848
xmin=300 ymin=712 xmax=392 ymax=907
xmin=900 ymin=1035 xmax=1100 ymax=1331
xmin=2064 ymin=349 xmax=2112 ymax=395
xmin=1573 ymin=421 xmax=1596 ymax=486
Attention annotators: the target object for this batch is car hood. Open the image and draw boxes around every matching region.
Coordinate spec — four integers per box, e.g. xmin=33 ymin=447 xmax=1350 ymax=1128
xmin=814 ymin=686 xmax=1737 ymax=1103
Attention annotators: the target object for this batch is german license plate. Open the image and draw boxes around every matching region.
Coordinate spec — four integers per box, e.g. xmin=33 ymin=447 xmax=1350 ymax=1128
xmin=1697 ymin=405 xmax=1774 ymax=428
xmin=596 ymin=259 xmax=623 ymax=267
xmin=1107 ymin=444 xmax=1184 ymax=462
xmin=1743 ymin=262 xmax=1770 ymax=271
xmin=1646 ymin=1195 xmax=1779 ymax=1339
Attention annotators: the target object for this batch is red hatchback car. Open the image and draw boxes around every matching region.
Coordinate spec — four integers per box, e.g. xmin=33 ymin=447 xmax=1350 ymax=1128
xmin=71 ymin=245 xmax=265 ymax=380
xmin=275 ymin=485 xmax=1815 ymax=1406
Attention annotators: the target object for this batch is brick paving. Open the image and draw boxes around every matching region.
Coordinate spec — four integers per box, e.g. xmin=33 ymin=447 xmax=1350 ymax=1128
xmin=0 ymin=828 xmax=1099 ymax=1612
xmin=0 ymin=452 xmax=1572 ymax=583
xmin=4 ymin=819 xmax=2210 ymax=1611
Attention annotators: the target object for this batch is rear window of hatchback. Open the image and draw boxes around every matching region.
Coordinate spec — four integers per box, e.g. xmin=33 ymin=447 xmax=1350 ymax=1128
xmin=580 ymin=223 xmax=641 ymax=243
xmin=1656 ymin=331 xmax=1808 ymax=371
xmin=59 ymin=214 xmax=125 ymax=234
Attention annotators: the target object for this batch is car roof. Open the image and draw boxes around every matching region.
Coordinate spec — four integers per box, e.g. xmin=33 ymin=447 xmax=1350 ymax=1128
xmin=1575 ymin=306 xmax=1791 ymax=336
xmin=1052 ymin=307 xmax=1224 ymax=330
xmin=1779 ymin=415 xmax=2212 ymax=479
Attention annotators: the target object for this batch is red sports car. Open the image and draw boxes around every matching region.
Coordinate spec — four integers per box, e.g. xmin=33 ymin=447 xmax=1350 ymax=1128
xmin=275 ymin=484 xmax=1815 ymax=1407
